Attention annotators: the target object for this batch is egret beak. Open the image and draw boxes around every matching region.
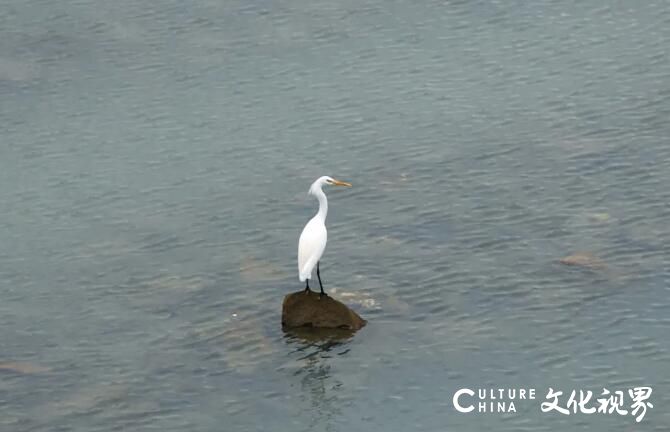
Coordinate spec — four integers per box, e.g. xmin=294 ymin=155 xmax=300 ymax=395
xmin=332 ymin=179 xmax=352 ymax=187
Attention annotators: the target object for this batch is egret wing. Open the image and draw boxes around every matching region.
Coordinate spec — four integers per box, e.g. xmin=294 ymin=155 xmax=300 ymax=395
xmin=298 ymin=219 xmax=327 ymax=281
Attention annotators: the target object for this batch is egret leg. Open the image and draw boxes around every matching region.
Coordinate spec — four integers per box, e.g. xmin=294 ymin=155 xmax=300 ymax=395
xmin=317 ymin=262 xmax=327 ymax=297
xmin=304 ymin=280 xmax=311 ymax=293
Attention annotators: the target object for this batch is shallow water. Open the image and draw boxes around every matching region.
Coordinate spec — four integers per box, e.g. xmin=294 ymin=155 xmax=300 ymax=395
xmin=1 ymin=0 xmax=669 ymax=430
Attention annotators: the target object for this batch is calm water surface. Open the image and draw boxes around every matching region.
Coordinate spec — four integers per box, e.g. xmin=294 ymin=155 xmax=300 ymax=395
xmin=1 ymin=0 xmax=669 ymax=431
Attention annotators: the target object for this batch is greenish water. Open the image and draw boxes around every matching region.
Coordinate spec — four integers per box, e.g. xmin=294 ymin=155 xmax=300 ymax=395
xmin=1 ymin=0 xmax=669 ymax=431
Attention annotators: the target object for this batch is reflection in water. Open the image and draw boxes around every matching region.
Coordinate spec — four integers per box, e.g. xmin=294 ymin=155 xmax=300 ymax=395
xmin=283 ymin=328 xmax=355 ymax=431
xmin=283 ymin=326 xmax=356 ymax=345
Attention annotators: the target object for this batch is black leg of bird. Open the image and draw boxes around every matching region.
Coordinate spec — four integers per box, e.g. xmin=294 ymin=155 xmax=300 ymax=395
xmin=304 ymin=280 xmax=310 ymax=293
xmin=317 ymin=262 xmax=327 ymax=297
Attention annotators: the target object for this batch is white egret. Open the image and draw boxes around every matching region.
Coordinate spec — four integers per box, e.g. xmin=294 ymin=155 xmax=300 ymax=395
xmin=298 ymin=176 xmax=352 ymax=296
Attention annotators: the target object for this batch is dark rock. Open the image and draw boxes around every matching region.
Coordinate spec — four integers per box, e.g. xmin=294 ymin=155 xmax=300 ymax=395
xmin=282 ymin=290 xmax=366 ymax=331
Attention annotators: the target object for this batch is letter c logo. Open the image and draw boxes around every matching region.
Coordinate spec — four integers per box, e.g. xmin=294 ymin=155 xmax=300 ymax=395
xmin=453 ymin=388 xmax=475 ymax=413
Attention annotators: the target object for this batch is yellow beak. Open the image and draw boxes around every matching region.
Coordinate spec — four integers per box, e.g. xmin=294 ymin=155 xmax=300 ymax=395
xmin=332 ymin=179 xmax=352 ymax=187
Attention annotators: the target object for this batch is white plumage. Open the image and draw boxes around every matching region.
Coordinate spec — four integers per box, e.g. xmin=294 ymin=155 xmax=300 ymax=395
xmin=298 ymin=217 xmax=327 ymax=282
xmin=297 ymin=176 xmax=351 ymax=293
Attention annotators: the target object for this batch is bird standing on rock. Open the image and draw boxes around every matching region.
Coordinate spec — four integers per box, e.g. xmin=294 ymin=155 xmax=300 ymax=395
xmin=298 ymin=176 xmax=352 ymax=297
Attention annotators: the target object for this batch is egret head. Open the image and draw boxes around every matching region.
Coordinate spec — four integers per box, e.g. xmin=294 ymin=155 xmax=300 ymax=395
xmin=310 ymin=176 xmax=352 ymax=194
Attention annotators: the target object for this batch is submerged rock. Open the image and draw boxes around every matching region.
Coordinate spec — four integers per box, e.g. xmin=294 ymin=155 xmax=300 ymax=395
xmin=239 ymin=256 xmax=287 ymax=282
xmin=329 ymin=287 xmax=380 ymax=310
xmin=0 ymin=362 xmax=50 ymax=374
xmin=559 ymin=252 xmax=606 ymax=270
xmin=587 ymin=212 xmax=611 ymax=224
xmin=216 ymin=318 xmax=276 ymax=373
xmin=282 ymin=290 xmax=366 ymax=331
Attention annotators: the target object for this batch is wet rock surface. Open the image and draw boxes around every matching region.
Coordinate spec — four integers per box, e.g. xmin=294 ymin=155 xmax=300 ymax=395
xmin=282 ymin=290 xmax=367 ymax=331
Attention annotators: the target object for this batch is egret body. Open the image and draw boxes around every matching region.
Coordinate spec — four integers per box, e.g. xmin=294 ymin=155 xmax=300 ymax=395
xmin=298 ymin=176 xmax=351 ymax=296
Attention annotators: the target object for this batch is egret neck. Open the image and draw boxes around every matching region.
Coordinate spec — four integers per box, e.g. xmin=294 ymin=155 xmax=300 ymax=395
xmin=311 ymin=183 xmax=328 ymax=222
